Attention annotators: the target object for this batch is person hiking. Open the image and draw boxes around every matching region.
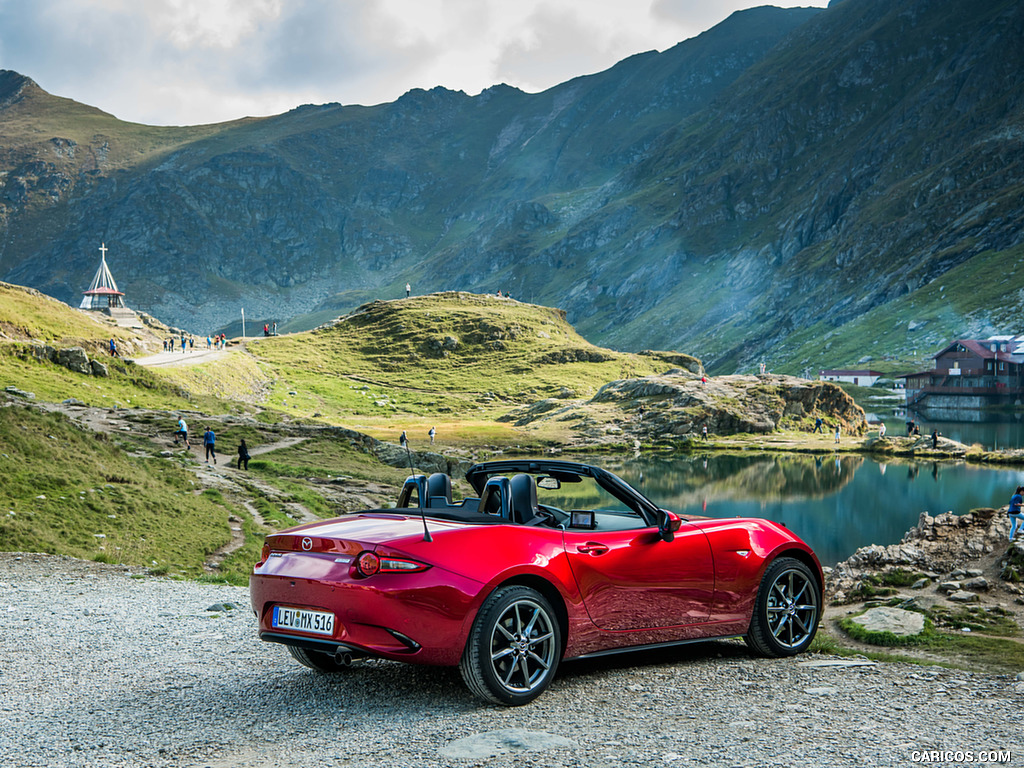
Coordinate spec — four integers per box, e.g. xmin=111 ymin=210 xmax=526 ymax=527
xmin=237 ymin=439 xmax=250 ymax=470
xmin=1009 ymin=486 xmax=1024 ymax=541
xmin=108 ymin=338 xmax=117 ymax=357
xmin=428 ymin=426 xmax=436 ymax=445
xmin=203 ymin=426 xmax=216 ymax=464
xmin=405 ymin=283 xmax=411 ymax=298
xmin=813 ymin=417 xmax=823 ymax=433
xmin=173 ymin=417 xmax=189 ymax=448
xmin=399 ymin=430 xmax=408 ymax=448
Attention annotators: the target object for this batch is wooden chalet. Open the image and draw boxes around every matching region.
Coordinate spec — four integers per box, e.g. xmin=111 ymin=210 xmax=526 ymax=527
xmin=902 ymin=337 xmax=1024 ymax=409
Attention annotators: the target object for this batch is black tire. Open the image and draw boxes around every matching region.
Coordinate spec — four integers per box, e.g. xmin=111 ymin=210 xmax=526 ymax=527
xmin=287 ymin=645 xmax=351 ymax=673
xmin=745 ymin=557 xmax=821 ymax=658
xmin=459 ymin=585 xmax=562 ymax=706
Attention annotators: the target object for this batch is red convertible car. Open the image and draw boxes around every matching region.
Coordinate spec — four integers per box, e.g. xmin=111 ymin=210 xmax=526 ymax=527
xmin=250 ymin=459 xmax=822 ymax=705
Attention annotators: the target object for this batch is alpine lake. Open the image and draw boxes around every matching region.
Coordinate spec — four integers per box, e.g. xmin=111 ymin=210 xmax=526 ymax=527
xmin=580 ymin=414 xmax=1024 ymax=568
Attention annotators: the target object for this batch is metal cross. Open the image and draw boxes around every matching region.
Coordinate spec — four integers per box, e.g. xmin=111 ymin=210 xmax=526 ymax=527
xmin=99 ymin=242 xmax=108 ymax=259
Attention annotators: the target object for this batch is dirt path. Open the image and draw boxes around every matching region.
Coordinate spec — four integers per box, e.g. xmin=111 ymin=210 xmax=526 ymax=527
xmin=31 ymin=397 xmax=324 ymax=569
xmin=187 ymin=435 xmax=316 ymax=568
xmin=134 ymin=344 xmax=240 ymax=368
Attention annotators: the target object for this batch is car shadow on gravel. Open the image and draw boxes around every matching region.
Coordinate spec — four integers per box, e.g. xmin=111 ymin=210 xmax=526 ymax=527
xmin=557 ymin=638 xmax=751 ymax=683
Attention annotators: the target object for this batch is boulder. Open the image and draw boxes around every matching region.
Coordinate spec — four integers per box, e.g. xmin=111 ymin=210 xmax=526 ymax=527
xmin=57 ymin=347 xmax=91 ymax=375
xmin=850 ymin=606 xmax=925 ymax=636
xmin=963 ymin=576 xmax=989 ymax=592
xmin=89 ymin=360 xmax=109 ymax=377
xmin=948 ymin=590 xmax=980 ymax=603
xmin=32 ymin=344 xmax=57 ymax=363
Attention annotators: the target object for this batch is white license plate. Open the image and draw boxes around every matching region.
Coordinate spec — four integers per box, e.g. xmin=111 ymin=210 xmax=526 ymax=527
xmin=272 ymin=606 xmax=335 ymax=636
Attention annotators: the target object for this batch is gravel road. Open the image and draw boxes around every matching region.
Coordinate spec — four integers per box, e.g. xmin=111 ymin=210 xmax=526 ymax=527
xmin=2 ymin=553 xmax=1021 ymax=768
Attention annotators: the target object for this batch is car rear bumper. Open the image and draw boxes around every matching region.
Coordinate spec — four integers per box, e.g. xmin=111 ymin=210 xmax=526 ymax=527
xmin=250 ymin=553 xmax=482 ymax=666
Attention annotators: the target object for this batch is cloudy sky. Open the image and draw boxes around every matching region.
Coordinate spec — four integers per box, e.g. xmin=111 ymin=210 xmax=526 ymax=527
xmin=0 ymin=0 xmax=827 ymax=127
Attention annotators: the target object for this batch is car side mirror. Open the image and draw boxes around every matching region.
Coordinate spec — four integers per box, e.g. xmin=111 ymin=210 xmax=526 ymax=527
xmin=658 ymin=510 xmax=683 ymax=542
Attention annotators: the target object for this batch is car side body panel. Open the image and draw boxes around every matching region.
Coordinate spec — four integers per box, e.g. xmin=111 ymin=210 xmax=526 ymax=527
xmin=692 ymin=518 xmax=823 ymax=627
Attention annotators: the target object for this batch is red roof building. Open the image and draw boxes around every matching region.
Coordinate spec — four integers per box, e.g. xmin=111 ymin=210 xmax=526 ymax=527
xmin=901 ymin=338 xmax=1024 ymax=409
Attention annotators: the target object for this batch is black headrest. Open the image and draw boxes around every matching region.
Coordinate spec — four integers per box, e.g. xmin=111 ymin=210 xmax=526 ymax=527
xmin=509 ymin=473 xmax=538 ymax=524
xmin=426 ymin=473 xmax=453 ymax=505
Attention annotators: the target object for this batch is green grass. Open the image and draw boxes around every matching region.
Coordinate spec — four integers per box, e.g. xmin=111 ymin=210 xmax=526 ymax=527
xmin=0 ymin=404 xmax=237 ymax=577
xmin=769 ymin=244 xmax=1024 ymax=375
xmin=0 ymin=343 xmax=199 ymax=411
xmin=837 ymin=608 xmax=1024 ymax=673
xmin=198 ymin=512 xmax=267 ymax=586
xmin=151 ymin=352 xmax=273 ymax=405
xmin=246 ymin=293 xmax=694 ymax=427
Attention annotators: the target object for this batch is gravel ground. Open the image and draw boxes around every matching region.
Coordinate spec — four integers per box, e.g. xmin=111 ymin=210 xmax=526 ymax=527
xmin=2 ymin=552 xmax=1022 ymax=768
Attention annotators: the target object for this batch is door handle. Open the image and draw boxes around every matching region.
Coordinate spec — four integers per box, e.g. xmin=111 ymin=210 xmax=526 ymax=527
xmin=577 ymin=542 xmax=609 ymax=555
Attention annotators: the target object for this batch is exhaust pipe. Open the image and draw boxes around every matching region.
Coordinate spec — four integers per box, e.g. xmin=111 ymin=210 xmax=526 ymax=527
xmin=334 ymin=648 xmax=353 ymax=667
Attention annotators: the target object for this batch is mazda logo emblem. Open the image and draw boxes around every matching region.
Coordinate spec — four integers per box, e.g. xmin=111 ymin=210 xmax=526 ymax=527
xmin=301 ymin=537 xmax=313 ymax=551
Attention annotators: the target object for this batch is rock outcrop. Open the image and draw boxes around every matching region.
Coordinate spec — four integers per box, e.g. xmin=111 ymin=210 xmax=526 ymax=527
xmin=835 ymin=508 xmax=1003 ymax=580
xmin=502 ymin=372 xmax=866 ymax=443
xmin=31 ymin=345 xmax=114 ymax=377
xmin=828 ymin=506 xmax=1020 ymax=610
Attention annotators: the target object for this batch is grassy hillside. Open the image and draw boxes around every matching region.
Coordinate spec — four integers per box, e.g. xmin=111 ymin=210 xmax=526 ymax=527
xmin=0 ymin=72 xmax=233 ymax=175
xmin=246 ymin=292 xmax=698 ymax=437
xmin=0 ymin=281 xmax=136 ymax=348
xmin=774 ymin=243 xmax=1024 ymax=377
xmin=0 ymin=404 xmax=239 ymax=576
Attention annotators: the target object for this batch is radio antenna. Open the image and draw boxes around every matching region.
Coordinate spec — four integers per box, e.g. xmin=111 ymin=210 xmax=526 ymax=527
xmin=405 ymin=441 xmax=432 ymax=542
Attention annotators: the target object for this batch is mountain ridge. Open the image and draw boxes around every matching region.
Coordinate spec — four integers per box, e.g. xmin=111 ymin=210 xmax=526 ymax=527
xmin=1 ymin=1 xmax=1021 ymax=373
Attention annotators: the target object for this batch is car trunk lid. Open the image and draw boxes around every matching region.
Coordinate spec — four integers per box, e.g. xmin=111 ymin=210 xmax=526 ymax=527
xmin=265 ymin=511 xmax=466 ymax=555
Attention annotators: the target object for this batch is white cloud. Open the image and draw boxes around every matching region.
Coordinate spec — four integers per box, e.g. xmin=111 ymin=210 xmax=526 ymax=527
xmin=157 ymin=0 xmax=284 ymax=50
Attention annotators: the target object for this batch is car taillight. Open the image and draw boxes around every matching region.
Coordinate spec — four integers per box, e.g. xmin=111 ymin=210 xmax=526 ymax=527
xmin=257 ymin=542 xmax=271 ymax=566
xmin=354 ymin=551 xmax=430 ymax=577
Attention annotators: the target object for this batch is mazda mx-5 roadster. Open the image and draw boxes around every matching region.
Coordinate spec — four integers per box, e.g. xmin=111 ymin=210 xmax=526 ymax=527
xmin=250 ymin=459 xmax=822 ymax=705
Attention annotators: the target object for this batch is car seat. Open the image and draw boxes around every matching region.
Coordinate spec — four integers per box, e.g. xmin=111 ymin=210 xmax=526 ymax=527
xmin=426 ymin=473 xmax=453 ymax=507
xmin=509 ymin=473 xmax=541 ymax=525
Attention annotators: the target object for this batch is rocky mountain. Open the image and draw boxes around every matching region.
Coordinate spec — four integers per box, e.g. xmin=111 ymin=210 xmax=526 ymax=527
xmin=1 ymin=0 xmax=1021 ymax=373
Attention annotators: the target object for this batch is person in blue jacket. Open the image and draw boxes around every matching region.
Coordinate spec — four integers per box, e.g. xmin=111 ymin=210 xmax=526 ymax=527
xmin=1009 ymin=486 xmax=1024 ymax=541
xmin=203 ymin=426 xmax=216 ymax=464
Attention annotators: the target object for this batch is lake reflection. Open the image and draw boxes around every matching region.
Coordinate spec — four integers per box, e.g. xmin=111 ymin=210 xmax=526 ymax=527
xmin=588 ymin=454 xmax=1022 ymax=567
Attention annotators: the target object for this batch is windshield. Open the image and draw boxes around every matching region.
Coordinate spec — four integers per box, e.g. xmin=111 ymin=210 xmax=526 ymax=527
xmin=534 ymin=474 xmax=638 ymax=516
